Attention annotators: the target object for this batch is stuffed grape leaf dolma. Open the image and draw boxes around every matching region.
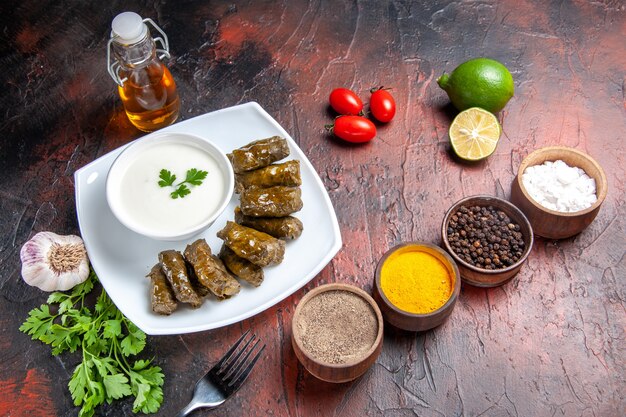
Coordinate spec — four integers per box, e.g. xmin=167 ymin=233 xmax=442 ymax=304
xmin=185 ymin=262 xmax=211 ymax=297
xmin=217 ymin=221 xmax=285 ymax=267
xmin=234 ymin=207 xmax=303 ymax=240
xmin=234 ymin=160 xmax=301 ymax=193
xmin=158 ymin=250 xmax=203 ymax=308
xmin=219 ymin=245 xmax=264 ymax=287
xmin=146 ymin=264 xmax=178 ymax=315
xmin=239 ymin=186 xmax=303 ymax=217
xmin=184 ymin=239 xmax=240 ymax=300
xmin=227 ymin=136 xmax=290 ymax=173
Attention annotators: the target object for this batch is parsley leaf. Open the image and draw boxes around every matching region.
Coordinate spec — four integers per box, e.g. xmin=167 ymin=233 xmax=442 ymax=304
xmin=185 ymin=168 xmax=208 ymax=185
xmin=19 ymin=304 xmax=55 ymax=340
xmin=158 ymin=167 xmax=209 ymax=199
xmin=120 ymin=321 xmax=146 ymax=356
xmin=158 ymin=169 xmax=176 ymax=187
xmin=103 ymin=373 xmax=132 ymax=399
xmin=69 ymin=361 xmax=89 ymax=406
xmin=170 ymin=184 xmax=191 ymax=199
xmin=20 ymin=270 xmax=164 ymax=416
xmin=103 ymin=319 xmax=121 ymax=339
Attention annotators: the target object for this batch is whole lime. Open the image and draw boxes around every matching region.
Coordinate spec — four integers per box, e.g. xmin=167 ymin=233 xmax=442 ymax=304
xmin=437 ymin=58 xmax=514 ymax=113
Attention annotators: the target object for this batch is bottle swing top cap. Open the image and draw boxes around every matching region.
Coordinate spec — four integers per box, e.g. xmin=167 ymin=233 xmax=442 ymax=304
xmin=111 ymin=12 xmax=147 ymax=44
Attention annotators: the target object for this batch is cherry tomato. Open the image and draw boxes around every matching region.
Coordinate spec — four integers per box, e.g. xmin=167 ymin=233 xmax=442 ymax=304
xmin=329 ymin=88 xmax=363 ymax=115
xmin=370 ymin=87 xmax=396 ymax=122
xmin=328 ymin=115 xmax=376 ymax=143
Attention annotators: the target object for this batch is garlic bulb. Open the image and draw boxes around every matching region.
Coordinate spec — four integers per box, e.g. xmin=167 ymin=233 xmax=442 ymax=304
xmin=20 ymin=232 xmax=90 ymax=291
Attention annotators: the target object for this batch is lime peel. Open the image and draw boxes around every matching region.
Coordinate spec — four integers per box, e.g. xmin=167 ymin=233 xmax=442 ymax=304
xmin=438 ymin=58 xmax=514 ymax=113
xmin=437 ymin=73 xmax=450 ymax=89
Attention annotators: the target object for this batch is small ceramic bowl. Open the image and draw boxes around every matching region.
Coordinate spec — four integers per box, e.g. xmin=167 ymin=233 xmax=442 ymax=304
xmin=373 ymin=243 xmax=461 ymax=332
xmin=441 ymin=195 xmax=534 ymax=287
xmin=291 ymin=283 xmax=384 ymax=383
xmin=510 ymin=146 xmax=608 ymax=239
xmin=106 ymin=132 xmax=234 ymax=241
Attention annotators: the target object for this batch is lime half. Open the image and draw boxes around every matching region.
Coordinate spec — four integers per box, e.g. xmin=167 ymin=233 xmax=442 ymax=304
xmin=449 ymin=107 xmax=501 ymax=161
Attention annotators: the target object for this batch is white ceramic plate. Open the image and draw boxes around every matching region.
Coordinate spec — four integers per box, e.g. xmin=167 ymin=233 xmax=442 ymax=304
xmin=75 ymin=102 xmax=342 ymax=335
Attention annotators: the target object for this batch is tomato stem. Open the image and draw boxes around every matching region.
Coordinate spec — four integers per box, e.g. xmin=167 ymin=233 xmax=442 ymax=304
xmin=370 ymin=86 xmax=392 ymax=93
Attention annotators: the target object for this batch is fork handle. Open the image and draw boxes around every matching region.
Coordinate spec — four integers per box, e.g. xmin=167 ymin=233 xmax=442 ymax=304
xmin=176 ymin=402 xmax=197 ymax=417
xmin=176 ymin=402 xmax=216 ymax=417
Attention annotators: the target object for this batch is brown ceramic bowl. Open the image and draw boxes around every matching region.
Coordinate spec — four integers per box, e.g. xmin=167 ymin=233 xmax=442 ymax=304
xmin=373 ymin=242 xmax=461 ymax=332
xmin=291 ymin=283 xmax=383 ymax=383
xmin=510 ymin=146 xmax=608 ymax=239
xmin=441 ymin=195 xmax=534 ymax=287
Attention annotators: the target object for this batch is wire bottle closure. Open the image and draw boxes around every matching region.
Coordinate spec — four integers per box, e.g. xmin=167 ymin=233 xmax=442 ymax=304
xmin=107 ymin=18 xmax=171 ymax=87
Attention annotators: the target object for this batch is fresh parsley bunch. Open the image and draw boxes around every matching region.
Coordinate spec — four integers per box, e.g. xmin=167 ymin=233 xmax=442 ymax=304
xmin=20 ymin=270 xmax=164 ymax=417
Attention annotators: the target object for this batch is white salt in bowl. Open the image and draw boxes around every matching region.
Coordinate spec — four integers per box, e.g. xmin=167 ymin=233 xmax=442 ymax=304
xmin=511 ymin=146 xmax=607 ymax=239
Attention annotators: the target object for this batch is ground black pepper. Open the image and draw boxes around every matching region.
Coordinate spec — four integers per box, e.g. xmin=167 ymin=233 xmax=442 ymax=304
xmin=447 ymin=205 xmax=525 ymax=270
xmin=297 ymin=290 xmax=378 ymax=364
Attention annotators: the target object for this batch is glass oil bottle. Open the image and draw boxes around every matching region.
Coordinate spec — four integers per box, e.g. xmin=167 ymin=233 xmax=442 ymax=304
xmin=107 ymin=12 xmax=180 ymax=132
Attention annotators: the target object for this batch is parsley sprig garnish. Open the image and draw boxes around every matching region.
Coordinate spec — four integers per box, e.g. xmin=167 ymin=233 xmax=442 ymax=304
xmin=158 ymin=168 xmax=208 ymax=199
xmin=20 ymin=271 xmax=164 ymax=417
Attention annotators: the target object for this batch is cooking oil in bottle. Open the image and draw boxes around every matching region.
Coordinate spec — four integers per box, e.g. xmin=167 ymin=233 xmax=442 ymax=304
xmin=108 ymin=12 xmax=180 ymax=132
xmin=117 ymin=59 xmax=179 ymax=131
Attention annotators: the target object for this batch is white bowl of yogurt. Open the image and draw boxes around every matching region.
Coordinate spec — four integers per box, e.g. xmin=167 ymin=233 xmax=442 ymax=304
xmin=106 ymin=132 xmax=234 ymax=241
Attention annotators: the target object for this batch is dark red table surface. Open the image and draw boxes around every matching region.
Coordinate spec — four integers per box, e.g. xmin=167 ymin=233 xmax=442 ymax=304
xmin=1 ymin=1 xmax=624 ymax=416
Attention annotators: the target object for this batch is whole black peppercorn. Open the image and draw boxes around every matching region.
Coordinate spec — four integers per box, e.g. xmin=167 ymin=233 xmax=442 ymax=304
xmin=447 ymin=205 xmax=525 ymax=270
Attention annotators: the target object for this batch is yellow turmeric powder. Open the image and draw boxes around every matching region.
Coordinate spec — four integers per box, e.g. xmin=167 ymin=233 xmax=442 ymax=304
xmin=380 ymin=248 xmax=452 ymax=314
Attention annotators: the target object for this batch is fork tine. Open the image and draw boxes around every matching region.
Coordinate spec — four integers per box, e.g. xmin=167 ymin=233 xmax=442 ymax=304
xmin=222 ymin=337 xmax=261 ymax=382
xmin=227 ymin=342 xmax=265 ymax=390
xmin=213 ymin=330 xmax=250 ymax=371
xmin=215 ymin=333 xmax=256 ymax=376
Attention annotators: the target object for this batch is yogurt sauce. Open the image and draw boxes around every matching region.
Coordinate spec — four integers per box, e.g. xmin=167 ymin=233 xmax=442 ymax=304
xmin=118 ymin=142 xmax=225 ymax=234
